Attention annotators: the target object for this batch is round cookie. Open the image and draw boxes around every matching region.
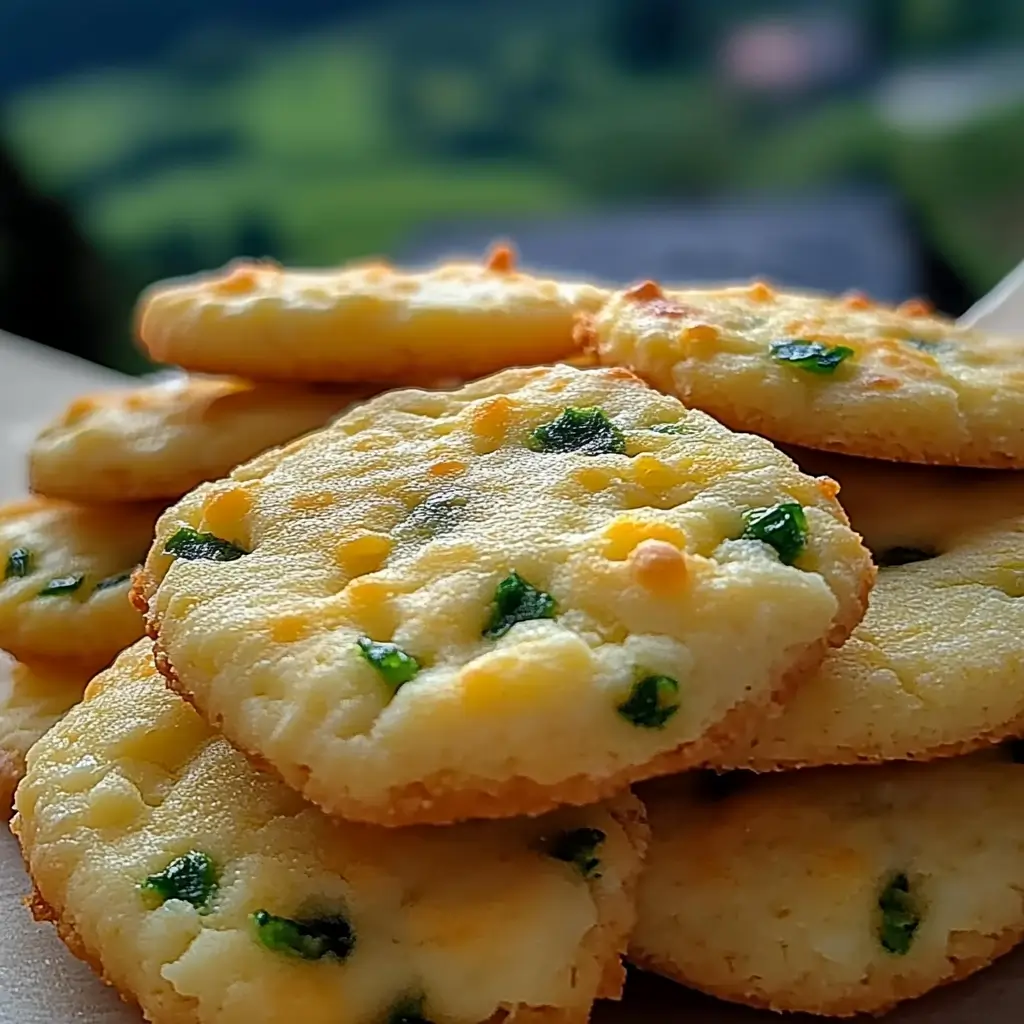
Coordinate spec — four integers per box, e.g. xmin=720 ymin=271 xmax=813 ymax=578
xmin=30 ymin=375 xmax=371 ymax=503
xmin=0 ymin=650 xmax=92 ymax=818
xmin=13 ymin=641 xmax=648 ymax=1024
xmin=712 ymin=453 xmax=1024 ymax=769
xmin=582 ymin=279 xmax=1024 ymax=467
xmin=133 ymin=363 xmax=873 ymax=826
xmin=631 ymin=754 xmax=1024 ymax=1016
xmin=0 ymin=497 xmax=157 ymax=666
xmin=137 ymin=244 xmax=609 ymax=384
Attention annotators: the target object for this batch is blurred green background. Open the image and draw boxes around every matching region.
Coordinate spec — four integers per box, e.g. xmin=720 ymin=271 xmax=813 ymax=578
xmin=2 ymin=0 xmax=1024 ymax=371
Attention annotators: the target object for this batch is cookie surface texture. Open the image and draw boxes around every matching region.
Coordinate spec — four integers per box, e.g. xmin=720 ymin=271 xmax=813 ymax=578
xmin=13 ymin=641 xmax=647 ymax=1024
xmin=134 ymin=364 xmax=873 ymax=825
xmin=137 ymin=246 xmax=609 ymax=384
xmin=631 ymin=754 xmax=1024 ymax=1016
xmin=0 ymin=651 xmax=92 ymax=817
xmin=30 ymin=375 xmax=370 ymax=503
xmin=586 ymin=280 xmax=1024 ymax=467
xmin=713 ymin=454 xmax=1024 ymax=768
xmin=0 ymin=498 xmax=157 ymax=666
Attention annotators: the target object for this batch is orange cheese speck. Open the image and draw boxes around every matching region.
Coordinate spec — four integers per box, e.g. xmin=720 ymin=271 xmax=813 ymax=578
xmin=603 ymin=517 xmax=686 ymax=561
xmin=214 ymin=264 xmax=263 ymax=296
xmin=842 ymin=290 xmax=873 ymax=310
xmin=865 ymin=375 xmax=902 ymax=392
xmin=816 ymin=476 xmax=840 ymax=501
xmin=269 ymin=614 xmax=309 ymax=644
xmin=470 ymin=395 xmax=514 ymax=442
xmin=62 ymin=396 xmax=98 ymax=424
xmin=632 ymin=453 xmax=678 ymax=491
xmin=342 ymin=577 xmax=395 ymax=634
xmin=428 ymin=460 xmax=467 ymax=478
xmin=201 ymin=487 xmax=253 ymax=538
xmin=291 ymin=492 xmax=335 ymax=512
xmin=624 ymin=280 xmax=664 ymax=302
xmin=574 ymin=466 xmax=613 ymax=493
xmin=630 ymin=539 xmax=690 ymax=595
xmin=484 ymin=242 xmax=517 ymax=273
xmin=682 ymin=323 xmax=720 ymax=354
xmin=335 ymin=532 xmax=392 ymax=577
xmin=898 ymin=298 xmax=933 ymax=317
xmin=748 ymin=281 xmax=775 ymax=302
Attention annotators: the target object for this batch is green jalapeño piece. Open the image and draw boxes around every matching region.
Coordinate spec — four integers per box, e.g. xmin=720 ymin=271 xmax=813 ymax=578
xmin=545 ymin=827 xmax=606 ymax=878
xmin=140 ymin=851 xmax=218 ymax=912
xmin=4 ymin=547 xmax=32 ymax=580
xmin=770 ymin=340 xmax=854 ymax=374
xmin=164 ymin=527 xmax=247 ymax=562
xmin=617 ymin=674 xmax=680 ymax=729
xmin=741 ymin=502 xmax=808 ymax=565
xmin=482 ymin=571 xmax=557 ymax=639
xmin=529 ymin=406 xmax=626 ymax=456
xmin=877 ymin=873 xmax=920 ymax=955
xmin=356 ymin=637 xmax=420 ymax=689
xmin=251 ymin=909 xmax=355 ymax=961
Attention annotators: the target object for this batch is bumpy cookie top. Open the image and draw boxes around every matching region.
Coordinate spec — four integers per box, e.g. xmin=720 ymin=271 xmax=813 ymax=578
xmin=0 ymin=651 xmax=92 ymax=817
xmin=14 ymin=641 xmax=647 ymax=1024
xmin=137 ymin=245 xmax=609 ymax=383
xmin=0 ymin=498 xmax=158 ymax=666
xmin=135 ymin=364 xmax=872 ymax=825
xmin=585 ymin=280 xmax=1024 ymax=467
xmin=715 ymin=515 xmax=1024 ymax=768
xmin=30 ymin=375 xmax=369 ymax=503
xmin=632 ymin=754 xmax=1024 ymax=1016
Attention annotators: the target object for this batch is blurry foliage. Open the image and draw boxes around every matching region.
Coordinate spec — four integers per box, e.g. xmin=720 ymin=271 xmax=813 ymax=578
xmin=2 ymin=0 xmax=1024 ymax=369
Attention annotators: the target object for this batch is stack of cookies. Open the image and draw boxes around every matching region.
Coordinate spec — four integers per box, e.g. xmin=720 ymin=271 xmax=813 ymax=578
xmin=5 ymin=243 xmax=1024 ymax=1022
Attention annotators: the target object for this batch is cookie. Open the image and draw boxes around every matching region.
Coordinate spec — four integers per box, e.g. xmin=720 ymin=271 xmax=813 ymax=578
xmin=137 ymin=244 xmax=609 ymax=384
xmin=30 ymin=375 xmax=371 ymax=503
xmin=582 ymin=279 xmax=1024 ymax=467
xmin=712 ymin=453 xmax=1024 ymax=769
xmin=133 ymin=364 xmax=873 ymax=826
xmin=13 ymin=641 xmax=648 ymax=1024
xmin=631 ymin=754 xmax=1024 ymax=1016
xmin=0 ymin=498 xmax=157 ymax=667
xmin=0 ymin=651 xmax=93 ymax=818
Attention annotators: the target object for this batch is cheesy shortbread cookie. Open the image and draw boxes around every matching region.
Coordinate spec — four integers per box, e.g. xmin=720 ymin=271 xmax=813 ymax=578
xmin=134 ymin=364 xmax=873 ymax=825
xmin=13 ymin=641 xmax=648 ymax=1024
xmin=584 ymin=280 xmax=1024 ymax=467
xmin=30 ymin=375 xmax=371 ymax=503
xmin=713 ymin=454 xmax=1024 ymax=768
xmin=631 ymin=755 xmax=1024 ymax=1016
xmin=0 ymin=651 xmax=93 ymax=818
xmin=138 ymin=245 xmax=609 ymax=384
xmin=0 ymin=498 xmax=157 ymax=666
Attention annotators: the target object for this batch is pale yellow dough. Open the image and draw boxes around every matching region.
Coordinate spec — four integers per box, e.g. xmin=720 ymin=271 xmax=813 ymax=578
xmin=714 ymin=452 xmax=1024 ymax=768
xmin=584 ymin=280 xmax=1024 ymax=467
xmin=13 ymin=641 xmax=647 ymax=1024
xmin=137 ymin=246 xmax=609 ymax=384
xmin=0 ymin=498 xmax=157 ymax=666
xmin=134 ymin=364 xmax=872 ymax=826
xmin=30 ymin=375 xmax=370 ymax=503
xmin=0 ymin=650 xmax=93 ymax=818
xmin=632 ymin=754 xmax=1024 ymax=1016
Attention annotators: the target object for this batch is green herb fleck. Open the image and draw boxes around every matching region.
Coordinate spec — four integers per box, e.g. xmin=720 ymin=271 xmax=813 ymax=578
xmin=399 ymin=492 xmax=468 ymax=538
xmin=529 ymin=406 xmax=626 ymax=456
xmin=483 ymin=571 xmax=557 ymax=639
xmin=650 ymin=422 xmax=687 ymax=435
xmin=617 ymin=675 xmax=680 ymax=729
xmin=94 ymin=570 xmax=133 ymax=591
xmin=38 ymin=573 xmax=85 ymax=597
xmin=878 ymin=873 xmax=920 ymax=955
xmin=741 ymin=503 xmax=808 ymax=565
xmin=251 ymin=909 xmax=355 ymax=961
xmin=4 ymin=547 xmax=31 ymax=580
xmin=545 ymin=827 xmax=606 ymax=878
xmin=141 ymin=851 xmax=218 ymax=912
xmin=164 ymin=527 xmax=247 ymax=562
xmin=876 ymin=546 xmax=936 ymax=568
xmin=770 ymin=340 xmax=854 ymax=374
xmin=357 ymin=637 xmax=420 ymax=688
xmin=387 ymin=997 xmax=432 ymax=1024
